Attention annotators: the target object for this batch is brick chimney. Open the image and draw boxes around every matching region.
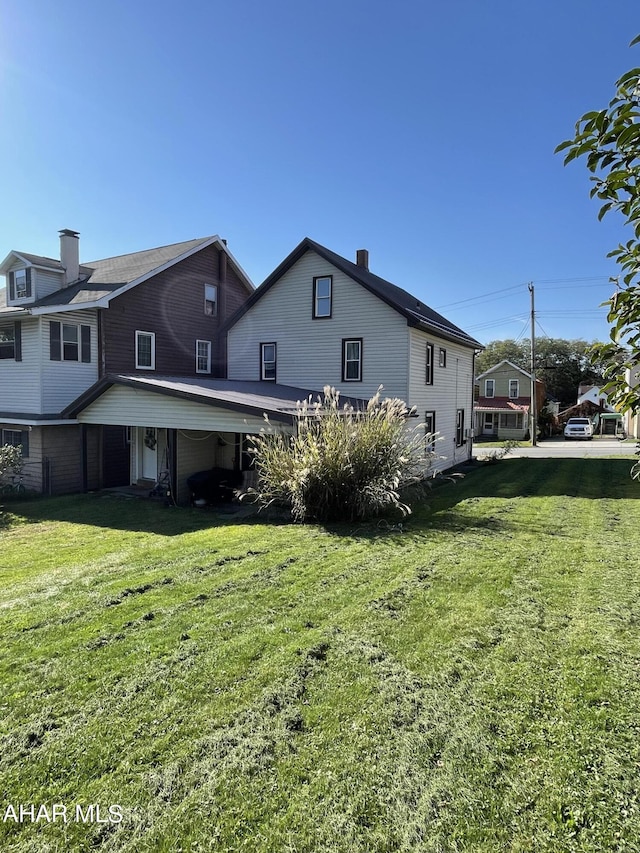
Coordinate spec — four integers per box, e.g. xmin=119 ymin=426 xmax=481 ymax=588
xmin=356 ymin=249 xmax=369 ymax=270
xmin=59 ymin=229 xmax=80 ymax=285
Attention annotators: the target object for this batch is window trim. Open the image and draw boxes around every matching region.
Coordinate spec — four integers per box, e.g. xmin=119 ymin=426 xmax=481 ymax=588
xmin=456 ymin=408 xmax=465 ymax=447
xmin=49 ymin=321 xmax=91 ymax=363
xmin=204 ymin=283 xmax=218 ymax=317
xmin=425 ymin=342 xmax=434 ymax=385
xmin=313 ymin=275 xmax=333 ymax=319
xmin=485 ymin=378 xmax=495 ymax=398
xmin=509 ymin=379 xmax=519 ymax=399
xmin=9 ymin=268 xmax=32 ymax=300
xmin=195 ymin=339 xmax=212 ymax=374
xmin=342 ymin=338 xmax=363 ymax=382
xmin=260 ymin=342 xmax=277 ymax=382
xmin=439 ymin=347 xmax=447 ymax=368
xmin=135 ymin=330 xmax=156 ymax=370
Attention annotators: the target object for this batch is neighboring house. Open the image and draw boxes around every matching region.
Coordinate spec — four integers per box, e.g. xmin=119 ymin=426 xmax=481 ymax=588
xmin=224 ymin=238 xmax=482 ymax=470
xmin=0 ymin=230 xmax=254 ymax=494
xmin=474 ymin=360 xmax=545 ymax=440
xmin=576 ymin=384 xmax=615 ymax=411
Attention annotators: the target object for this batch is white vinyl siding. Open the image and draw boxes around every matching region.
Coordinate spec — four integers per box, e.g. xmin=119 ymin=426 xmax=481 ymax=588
xmin=76 ymin=385 xmax=292 ymax=434
xmin=35 ymin=269 xmax=65 ymax=299
xmin=408 ymin=328 xmax=475 ymax=470
xmin=227 ymin=251 xmax=408 ymax=400
xmin=41 ymin=311 xmax=99 ymax=412
xmin=0 ymin=318 xmax=42 ymax=414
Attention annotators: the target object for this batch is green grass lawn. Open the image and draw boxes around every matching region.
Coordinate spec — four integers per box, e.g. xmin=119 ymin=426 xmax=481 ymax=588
xmin=2 ymin=458 xmax=640 ymax=852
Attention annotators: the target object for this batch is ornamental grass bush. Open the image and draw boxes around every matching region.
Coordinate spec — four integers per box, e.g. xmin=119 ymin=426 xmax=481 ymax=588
xmin=245 ymin=386 xmax=438 ymax=522
xmin=0 ymin=444 xmax=23 ymax=484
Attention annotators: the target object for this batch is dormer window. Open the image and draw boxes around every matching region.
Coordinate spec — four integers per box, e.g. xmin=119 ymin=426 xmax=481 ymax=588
xmin=9 ymin=268 xmax=32 ymax=300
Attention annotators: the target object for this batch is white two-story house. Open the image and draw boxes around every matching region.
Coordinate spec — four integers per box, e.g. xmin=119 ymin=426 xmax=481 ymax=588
xmin=224 ymin=238 xmax=482 ymax=470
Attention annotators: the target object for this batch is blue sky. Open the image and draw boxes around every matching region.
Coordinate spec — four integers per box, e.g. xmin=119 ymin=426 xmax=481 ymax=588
xmin=1 ymin=0 xmax=638 ymax=345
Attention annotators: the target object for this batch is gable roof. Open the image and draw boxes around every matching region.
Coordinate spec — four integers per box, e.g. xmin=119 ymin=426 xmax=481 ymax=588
xmin=1 ymin=236 xmax=254 ymax=314
xmin=475 ymin=359 xmax=533 ymax=382
xmin=221 ymin=237 xmax=482 ymax=349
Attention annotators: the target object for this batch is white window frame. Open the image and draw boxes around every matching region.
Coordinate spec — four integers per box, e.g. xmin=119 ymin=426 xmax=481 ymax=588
xmin=136 ymin=331 xmax=156 ymax=370
xmin=14 ymin=269 xmax=28 ymax=298
xmin=485 ymin=379 xmax=495 ymax=398
xmin=509 ymin=379 xmax=519 ymax=399
xmin=195 ymin=339 xmax=211 ymax=374
xmin=313 ymin=276 xmax=332 ymax=319
xmin=204 ymin=283 xmax=218 ymax=317
xmin=439 ymin=347 xmax=447 ymax=368
xmin=261 ymin=342 xmax=277 ymax=381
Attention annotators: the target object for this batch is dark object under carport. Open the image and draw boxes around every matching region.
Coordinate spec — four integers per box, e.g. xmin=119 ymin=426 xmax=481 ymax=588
xmin=186 ymin=468 xmax=244 ymax=504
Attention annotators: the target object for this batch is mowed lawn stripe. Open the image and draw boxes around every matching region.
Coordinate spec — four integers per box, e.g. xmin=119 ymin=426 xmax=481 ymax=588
xmin=1 ymin=457 xmax=639 ymax=852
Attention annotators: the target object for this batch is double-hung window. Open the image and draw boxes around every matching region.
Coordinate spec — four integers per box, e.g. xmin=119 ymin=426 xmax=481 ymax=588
xmin=456 ymin=409 xmax=465 ymax=446
xmin=425 ymin=342 xmax=434 ymax=385
xmin=342 ymin=338 xmax=362 ymax=382
xmin=313 ymin=276 xmax=332 ymax=318
xmin=9 ymin=268 xmax=32 ymax=300
xmin=261 ymin=342 xmax=277 ymax=381
xmin=485 ymin=378 xmax=495 ymax=398
xmin=204 ymin=284 xmax=218 ymax=317
xmin=439 ymin=348 xmax=447 ymax=368
xmin=196 ymin=340 xmax=211 ymax=374
xmin=136 ymin=331 xmax=155 ymax=370
xmin=49 ymin=321 xmax=91 ymax=362
xmin=425 ymin=410 xmax=436 ymax=453
xmin=509 ymin=379 xmax=519 ymax=399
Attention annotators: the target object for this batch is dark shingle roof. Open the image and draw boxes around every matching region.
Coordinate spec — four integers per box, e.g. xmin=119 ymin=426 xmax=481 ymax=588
xmin=33 ymin=237 xmax=216 ymax=307
xmin=222 ymin=237 xmax=482 ymax=349
xmin=63 ymin=375 xmax=369 ymax=422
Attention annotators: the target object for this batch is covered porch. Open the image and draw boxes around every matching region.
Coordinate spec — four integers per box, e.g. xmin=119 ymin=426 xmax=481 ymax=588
xmin=474 ymin=403 xmax=530 ymax=441
xmin=63 ymin=375 xmax=314 ymax=505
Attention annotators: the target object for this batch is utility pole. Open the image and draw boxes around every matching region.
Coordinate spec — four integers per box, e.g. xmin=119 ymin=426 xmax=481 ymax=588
xmin=528 ymin=282 xmax=537 ymax=446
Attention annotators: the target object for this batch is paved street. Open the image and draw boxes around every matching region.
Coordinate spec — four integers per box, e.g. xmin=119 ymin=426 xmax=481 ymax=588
xmin=473 ymin=436 xmax=637 ymax=459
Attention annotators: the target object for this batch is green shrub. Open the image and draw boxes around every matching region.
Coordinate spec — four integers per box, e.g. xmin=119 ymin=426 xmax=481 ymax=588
xmin=245 ymin=386 xmax=438 ymax=522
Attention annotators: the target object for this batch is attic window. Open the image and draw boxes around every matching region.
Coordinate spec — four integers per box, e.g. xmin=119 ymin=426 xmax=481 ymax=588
xmin=313 ymin=276 xmax=332 ymax=319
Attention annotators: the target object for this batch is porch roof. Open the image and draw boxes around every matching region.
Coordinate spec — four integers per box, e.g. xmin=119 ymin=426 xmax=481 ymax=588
xmin=63 ymin=374 xmax=369 ymax=424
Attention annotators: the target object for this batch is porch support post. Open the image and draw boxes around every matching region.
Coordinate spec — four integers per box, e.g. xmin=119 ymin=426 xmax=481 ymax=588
xmin=80 ymin=423 xmax=88 ymax=493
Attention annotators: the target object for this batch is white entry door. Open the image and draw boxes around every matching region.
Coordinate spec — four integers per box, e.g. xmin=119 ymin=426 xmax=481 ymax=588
xmin=140 ymin=428 xmax=158 ymax=480
xmin=483 ymin=414 xmax=496 ymax=435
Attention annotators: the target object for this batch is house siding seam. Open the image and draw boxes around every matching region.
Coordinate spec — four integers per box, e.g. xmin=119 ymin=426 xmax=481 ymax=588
xmin=227 ymin=251 xmax=409 ymax=400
